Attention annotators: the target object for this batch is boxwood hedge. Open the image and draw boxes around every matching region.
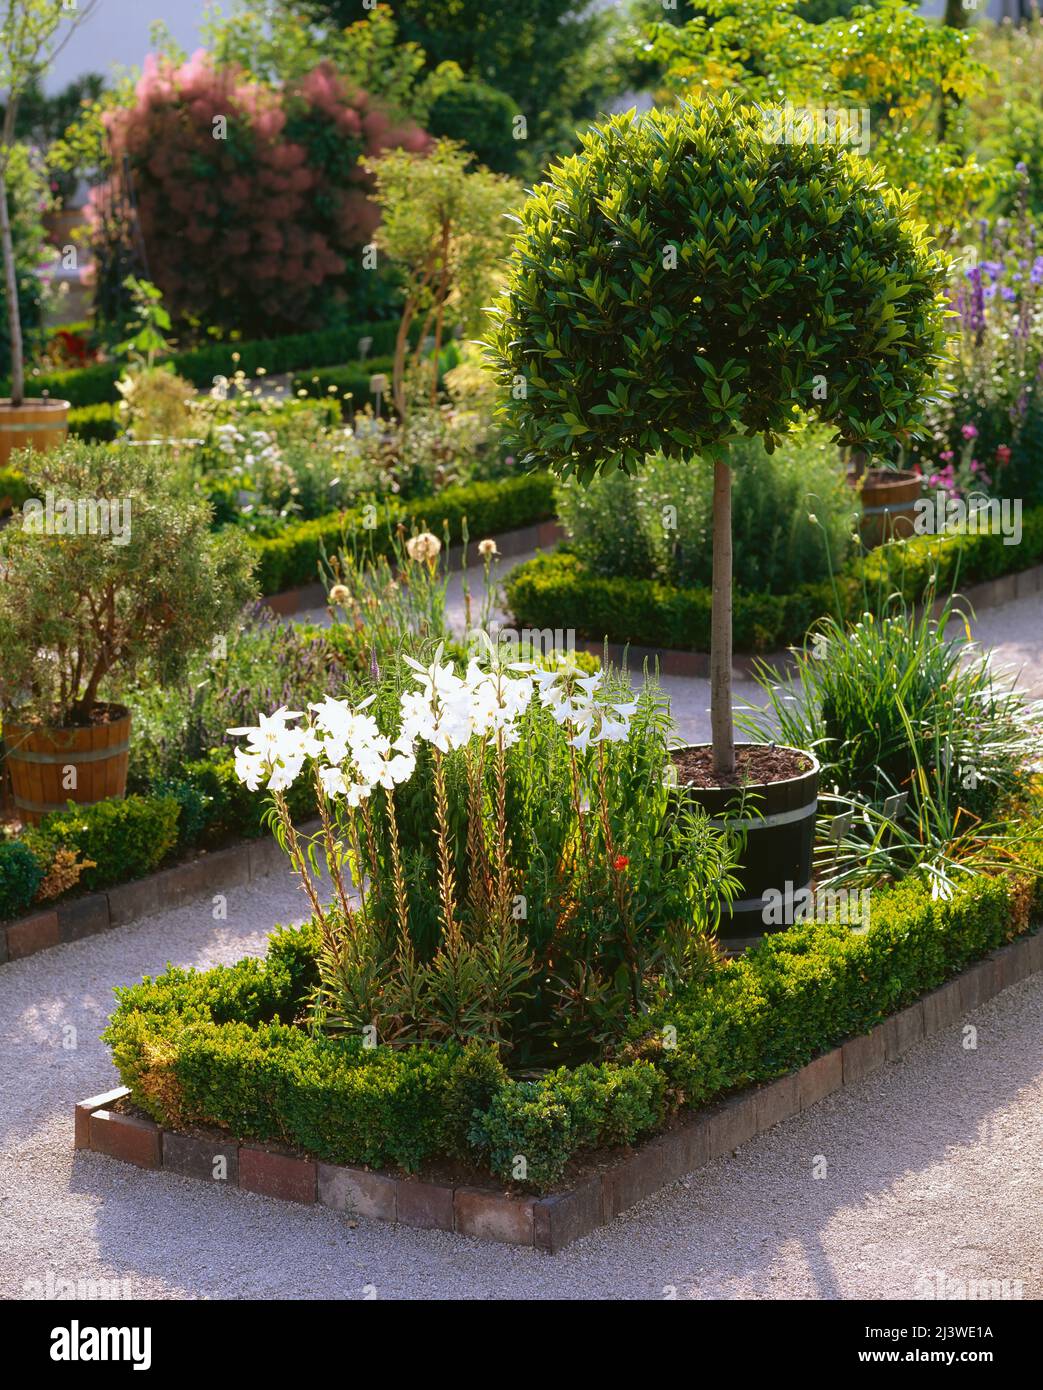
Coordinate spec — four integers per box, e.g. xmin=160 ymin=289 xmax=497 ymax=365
xmin=247 ymin=471 xmax=557 ymax=595
xmin=102 ymin=833 xmax=1042 ymax=1191
xmin=505 ymin=506 xmax=1043 ymax=654
xmin=2 ymin=318 xmax=406 ymax=409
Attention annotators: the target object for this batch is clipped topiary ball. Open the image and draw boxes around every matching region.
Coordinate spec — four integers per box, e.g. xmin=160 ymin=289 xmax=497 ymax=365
xmin=488 ymin=94 xmax=951 ymax=482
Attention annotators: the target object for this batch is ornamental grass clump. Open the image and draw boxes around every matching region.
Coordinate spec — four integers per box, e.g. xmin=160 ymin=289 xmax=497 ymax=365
xmin=229 ymin=643 xmax=739 ymax=1063
xmin=487 ymin=95 xmax=950 ymax=778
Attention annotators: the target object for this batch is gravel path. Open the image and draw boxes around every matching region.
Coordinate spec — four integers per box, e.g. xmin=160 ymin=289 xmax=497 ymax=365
xmin=1 ymin=868 xmax=1040 ymax=1301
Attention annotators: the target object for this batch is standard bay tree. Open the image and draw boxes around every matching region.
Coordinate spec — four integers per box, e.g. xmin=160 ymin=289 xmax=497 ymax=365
xmin=488 ymin=95 xmax=950 ymax=778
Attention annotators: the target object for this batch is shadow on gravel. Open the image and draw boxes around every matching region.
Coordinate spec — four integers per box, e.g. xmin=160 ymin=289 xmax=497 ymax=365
xmin=57 ymin=975 xmax=1043 ymax=1300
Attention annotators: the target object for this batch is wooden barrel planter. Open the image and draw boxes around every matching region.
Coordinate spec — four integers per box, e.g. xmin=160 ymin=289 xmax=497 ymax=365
xmin=669 ymin=743 xmax=819 ymax=945
xmin=2 ymin=704 xmax=131 ymax=825
xmin=857 ymin=468 xmax=921 ymax=548
xmin=0 ymin=398 xmax=71 ymax=470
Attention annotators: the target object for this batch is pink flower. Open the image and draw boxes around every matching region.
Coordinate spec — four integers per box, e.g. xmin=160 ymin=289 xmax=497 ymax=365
xmin=961 ymin=423 xmax=979 ymax=440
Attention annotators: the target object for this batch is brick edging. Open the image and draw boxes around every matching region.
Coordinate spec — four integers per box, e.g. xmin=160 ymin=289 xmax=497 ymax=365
xmin=74 ymin=927 xmax=1042 ymax=1253
xmin=262 ymin=517 xmax=566 ymax=617
xmin=1 ymin=820 xmax=319 ymax=967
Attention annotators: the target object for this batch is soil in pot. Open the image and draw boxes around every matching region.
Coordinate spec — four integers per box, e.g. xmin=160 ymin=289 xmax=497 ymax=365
xmin=670 ymin=742 xmax=819 ymax=945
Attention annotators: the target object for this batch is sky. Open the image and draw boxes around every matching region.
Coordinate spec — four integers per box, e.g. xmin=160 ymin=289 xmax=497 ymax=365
xmin=45 ymin=0 xmax=209 ymax=92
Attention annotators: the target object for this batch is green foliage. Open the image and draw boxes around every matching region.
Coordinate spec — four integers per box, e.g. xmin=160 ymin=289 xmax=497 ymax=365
xmin=966 ymin=16 xmax=1043 ymax=217
xmin=4 ymin=317 xmax=407 ymax=408
xmin=102 ymin=854 xmax=1039 ymax=1188
xmin=67 ymin=402 xmax=120 ymax=442
xmin=364 ymin=139 xmax=521 ymax=414
xmin=740 ymin=592 xmax=1038 ymax=814
xmin=0 ymin=143 xmax=51 ymax=382
xmin=424 ymin=69 xmax=523 ymax=174
xmin=505 ymin=505 xmax=1043 ymax=653
xmin=639 ymin=872 xmax=1024 ymax=1106
xmin=289 ymin=0 xmax=621 ymax=171
xmin=247 ymin=471 xmax=556 ymax=594
xmin=113 ymin=276 xmax=171 ymax=369
xmin=0 ymin=837 xmax=43 ymax=919
xmin=310 ymin=662 xmax=740 ymax=1063
xmin=291 ymin=356 xmax=396 ymax=412
xmin=25 ymin=794 xmax=179 ymax=891
xmin=489 ymin=95 xmax=950 ymax=481
xmin=505 ymin=549 xmax=848 ymax=653
xmin=559 ymin=429 xmax=856 ymax=592
xmin=470 ymin=1060 xmax=667 ymax=1187
xmin=0 ymin=464 xmax=30 ymax=506
xmin=643 ymin=0 xmax=1000 ymax=238
xmin=127 ymin=605 xmax=342 ymax=790
xmin=0 ymin=440 xmax=257 ymax=726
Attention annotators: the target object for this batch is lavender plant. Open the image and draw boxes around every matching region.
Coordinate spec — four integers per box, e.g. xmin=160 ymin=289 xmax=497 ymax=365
xmin=914 ymin=194 xmax=1043 ymax=506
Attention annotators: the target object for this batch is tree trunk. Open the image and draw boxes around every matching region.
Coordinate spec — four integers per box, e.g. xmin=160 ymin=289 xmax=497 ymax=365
xmin=0 ymin=162 xmax=26 ymax=407
xmin=710 ymin=454 xmax=735 ymax=779
xmin=392 ymin=296 xmax=416 ymax=420
xmin=943 ymin=0 xmax=969 ymax=27
xmin=430 ymin=216 xmax=452 ymax=406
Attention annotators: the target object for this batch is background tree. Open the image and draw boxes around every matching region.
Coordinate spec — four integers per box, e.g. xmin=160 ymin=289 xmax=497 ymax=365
xmin=1 ymin=0 xmax=96 ymax=405
xmin=364 ymin=139 xmax=519 ymax=416
xmin=286 ymin=0 xmax=623 ymax=172
xmin=88 ymin=47 xmax=428 ymax=337
xmin=488 ymin=98 xmax=949 ymax=776
xmin=643 ymin=0 xmax=997 ymax=241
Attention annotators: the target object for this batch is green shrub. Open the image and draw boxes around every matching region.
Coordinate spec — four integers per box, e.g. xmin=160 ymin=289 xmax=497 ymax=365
xmin=249 ymin=472 xmax=556 ymax=594
xmin=470 ymin=1060 xmax=667 ymax=1188
xmin=67 ymin=402 xmax=120 ymax=442
xmin=0 ymin=440 xmax=257 ymax=727
xmin=0 ymin=466 xmax=31 ymax=509
xmin=290 ymin=357 xmax=396 ymax=413
xmin=641 ymin=873 xmax=1022 ymax=1106
xmin=559 ymin=430 xmax=856 ymax=593
xmin=506 ymin=506 xmax=1043 ymax=654
xmin=181 ymin=753 xmax=315 ymax=847
xmin=505 ymin=549 xmax=850 ymax=653
xmin=27 ymin=794 xmax=180 ymax=891
xmin=0 ymin=839 xmax=44 ymax=920
xmin=4 ymin=319 xmax=409 ymax=408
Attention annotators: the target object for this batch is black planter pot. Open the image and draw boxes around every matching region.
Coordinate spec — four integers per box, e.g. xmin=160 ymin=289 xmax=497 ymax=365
xmin=671 ymin=743 xmax=819 ymax=944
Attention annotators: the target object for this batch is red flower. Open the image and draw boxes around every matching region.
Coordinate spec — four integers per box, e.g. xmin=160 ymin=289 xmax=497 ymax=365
xmin=996 ymin=445 xmax=1012 ymax=467
xmin=612 ymin=855 xmax=629 ymax=872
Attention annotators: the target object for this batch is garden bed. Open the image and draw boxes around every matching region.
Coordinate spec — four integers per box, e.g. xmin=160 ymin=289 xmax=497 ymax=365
xmin=0 ymin=822 xmax=312 ymax=966
xmin=506 ymin=508 xmax=1043 ymax=657
xmin=86 ymin=832 xmax=1043 ymax=1248
xmin=77 ymin=923 xmax=1042 ymax=1251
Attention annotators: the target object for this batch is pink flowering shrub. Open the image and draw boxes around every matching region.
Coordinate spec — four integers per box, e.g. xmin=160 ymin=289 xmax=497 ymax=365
xmin=90 ymin=51 xmax=429 ymax=335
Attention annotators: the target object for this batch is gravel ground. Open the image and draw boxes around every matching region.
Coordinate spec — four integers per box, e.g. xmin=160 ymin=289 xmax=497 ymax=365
xmin=293 ymin=551 xmax=1043 ymax=745
xmin=1 ymin=869 xmax=1040 ymax=1301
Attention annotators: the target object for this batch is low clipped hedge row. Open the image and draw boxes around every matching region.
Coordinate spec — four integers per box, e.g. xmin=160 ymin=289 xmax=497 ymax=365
xmin=103 ymin=922 xmax=667 ymax=1184
xmin=0 ymin=751 xmax=317 ymax=922
xmin=505 ymin=505 xmax=1043 ymax=653
xmin=3 ymin=318 xmax=404 ymax=409
xmin=102 ymin=830 xmax=1042 ymax=1190
xmin=248 ymin=471 xmax=557 ymax=595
